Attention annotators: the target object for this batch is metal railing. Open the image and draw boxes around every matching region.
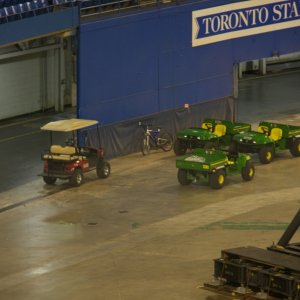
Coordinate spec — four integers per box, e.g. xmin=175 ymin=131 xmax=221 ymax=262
xmin=80 ymin=0 xmax=180 ymax=18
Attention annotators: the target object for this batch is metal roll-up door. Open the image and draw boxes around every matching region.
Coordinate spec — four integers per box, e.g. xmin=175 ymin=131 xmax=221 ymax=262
xmin=0 ymin=54 xmax=42 ymax=120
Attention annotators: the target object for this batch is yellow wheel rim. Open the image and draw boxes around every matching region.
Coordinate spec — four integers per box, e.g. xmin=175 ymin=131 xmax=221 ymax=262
xmin=266 ymin=151 xmax=272 ymax=160
xmin=249 ymin=168 xmax=254 ymax=177
xmin=298 ymin=144 xmax=300 ymax=152
xmin=218 ymin=174 xmax=225 ymax=185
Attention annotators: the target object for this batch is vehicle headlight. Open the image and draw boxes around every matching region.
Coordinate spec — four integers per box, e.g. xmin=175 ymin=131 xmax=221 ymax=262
xmin=197 ymin=137 xmax=201 ymax=140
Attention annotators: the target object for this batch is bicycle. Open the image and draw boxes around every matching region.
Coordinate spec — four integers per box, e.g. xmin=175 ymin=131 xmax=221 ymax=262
xmin=139 ymin=122 xmax=173 ymax=155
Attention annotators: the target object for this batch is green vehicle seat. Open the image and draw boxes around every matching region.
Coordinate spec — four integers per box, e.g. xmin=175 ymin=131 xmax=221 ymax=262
xmin=269 ymin=127 xmax=283 ymax=141
xmin=214 ymin=124 xmax=226 ymax=137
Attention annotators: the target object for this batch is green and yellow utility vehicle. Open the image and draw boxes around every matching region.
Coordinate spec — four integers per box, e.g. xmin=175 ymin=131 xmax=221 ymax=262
xmin=232 ymin=121 xmax=300 ymax=164
xmin=176 ymin=148 xmax=255 ymax=189
xmin=174 ymin=118 xmax=251 ymax=156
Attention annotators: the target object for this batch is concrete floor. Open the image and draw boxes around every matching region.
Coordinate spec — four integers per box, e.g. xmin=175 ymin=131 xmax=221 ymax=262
xmin=0 ymin=71 xmax=300 ymax=300
xmin=237 ymin=69 xmax=300 ymax=123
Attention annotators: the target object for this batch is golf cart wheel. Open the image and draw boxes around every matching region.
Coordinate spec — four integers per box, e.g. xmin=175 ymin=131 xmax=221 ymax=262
xmin=158 ymin=131 xmax=173 ymax=152
xmin=141 ymin=137 xmax=150 ymax=156
xmin=259 ymin=146 xmax=274 ymax=164
xmin=97 ymin=160 xmax=111 ymax=179
xmin=177 ymin=169 xmax=192 ymax=185
xmin=43 ymin=176 xmax=57 ymax=185
xmin=290 ymin=139 xmax=300 ymax=157
xmin=209 ymin=169 xmax=226 ymax=189
xmin=69 ymin=168 xmax=83 ymax=187
xmin=241 ymin=161 xmax=255 ymax=181
xmin=173 ymin=139 xmax=187 ymax=156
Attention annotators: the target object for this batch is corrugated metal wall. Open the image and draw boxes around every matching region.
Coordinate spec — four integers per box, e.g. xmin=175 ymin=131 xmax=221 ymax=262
xmin=0 ymin=55 xmax=41 ymax=119
xmin=0 ymin=48 xmax=62 ymax=120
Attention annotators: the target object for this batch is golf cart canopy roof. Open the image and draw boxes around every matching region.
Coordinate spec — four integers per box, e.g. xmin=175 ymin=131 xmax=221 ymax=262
xmin=41 ymin=118 xmax=98 ymax=132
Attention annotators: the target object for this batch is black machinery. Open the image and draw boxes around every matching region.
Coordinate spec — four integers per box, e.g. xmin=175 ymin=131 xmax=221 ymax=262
xmin=204 ymin=210 xmax=300 ymax=299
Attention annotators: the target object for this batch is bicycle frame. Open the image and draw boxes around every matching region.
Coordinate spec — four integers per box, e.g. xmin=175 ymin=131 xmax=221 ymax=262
xmin=139 ymin=121 xmax=173 ymax=155
xmin=144 ymin=126 xmax=160 ymax=147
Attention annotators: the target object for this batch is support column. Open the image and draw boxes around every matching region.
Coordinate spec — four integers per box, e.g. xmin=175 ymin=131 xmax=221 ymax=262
xmin=259 ymin=58 xmax=266 ymax=75
xmin=40 ymin=52 xmax=47 ymax=111
xmin=58 ymin=37 xmax=65 ymax=112
xmin=64 ymin=36 xmax=74 ymax=107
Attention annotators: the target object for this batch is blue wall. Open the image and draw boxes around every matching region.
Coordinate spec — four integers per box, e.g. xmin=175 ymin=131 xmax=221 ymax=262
xmin=78 ymin=0 xmax=300 ymax=125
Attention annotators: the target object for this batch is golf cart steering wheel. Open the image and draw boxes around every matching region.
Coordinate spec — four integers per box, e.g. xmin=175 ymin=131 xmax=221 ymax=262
xmin=66 ymin=138 xmax=75 ymax=146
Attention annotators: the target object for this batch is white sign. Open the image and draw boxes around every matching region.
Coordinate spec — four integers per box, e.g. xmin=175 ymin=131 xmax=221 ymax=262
xmin=185 ymin=155 xmax=206 ymax=163
xmin=192 ymin=0 xmax=300 ymax=47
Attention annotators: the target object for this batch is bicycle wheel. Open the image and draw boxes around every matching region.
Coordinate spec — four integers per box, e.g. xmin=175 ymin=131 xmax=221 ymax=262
xmin=141 ymin=136 xmax=150 ymax=155
xmin=157 ymin=131 xmax=173 ymax=152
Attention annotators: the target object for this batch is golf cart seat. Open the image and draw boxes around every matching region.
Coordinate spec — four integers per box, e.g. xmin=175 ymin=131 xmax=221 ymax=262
xmin=42 ymin=145 xmax=80 ymax=161
xmin=213 ymin=124 xmax=226 ymax=137
xmin=50 ymin=145 xmax=76 ymax=155
xmin=269 ymin=127 xmax=283 ymax=141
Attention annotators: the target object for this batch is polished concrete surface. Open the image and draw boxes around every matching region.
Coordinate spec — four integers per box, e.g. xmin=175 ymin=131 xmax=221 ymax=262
xmin=237 ymin=69 xmax=300 ymax=123
xmin=0 ymin=71 xmax=300 ymax=300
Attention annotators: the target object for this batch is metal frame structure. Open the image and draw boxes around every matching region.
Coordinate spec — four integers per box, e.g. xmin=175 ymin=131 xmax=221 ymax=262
xmin=204 ymin=209 xmax=300 ymax=299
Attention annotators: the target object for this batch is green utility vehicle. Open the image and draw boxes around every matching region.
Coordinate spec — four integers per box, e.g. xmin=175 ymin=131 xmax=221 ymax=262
xmin=176 ymin=148 xmax=255 ymax=189
xmin=174 ymin=118 xmax=251 ymax=155
xmin=232 ymin=121 xmax=300 ymax=164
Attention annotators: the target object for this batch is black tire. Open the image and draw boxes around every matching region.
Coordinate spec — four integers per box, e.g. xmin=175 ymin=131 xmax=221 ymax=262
xmin=158 ymin=131 xmax=173 ymax=152
xmin=241 ymin=161 xmax=255 ymax=181
xmin=259 ymin=146 xmax=274 ymax=164
xmin=43 ymin=176 xmax=57 ymax=185
xmin=141 ymin=136 xmax=150 ymax=156
xmin=228 ymin=141 xmax=238 ymax=155
xmin=173 ymin=139 xmax=187 ymax=156
xmin=177 ymin=169 xmax=192 ymax=185
xmin=97 ymin=160 xmax=111 ymax=179
xmin=69 ymin=168 xmax=83 ymax=187
xmin=290 ymin=139 xmax=300 ymax=157
xmin=209 ymin=169 xmax=226 ymax=189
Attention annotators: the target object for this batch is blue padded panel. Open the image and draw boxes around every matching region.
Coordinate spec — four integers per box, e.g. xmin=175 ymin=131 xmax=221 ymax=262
xmin=78 ymin=0 xmax=300 ymax=125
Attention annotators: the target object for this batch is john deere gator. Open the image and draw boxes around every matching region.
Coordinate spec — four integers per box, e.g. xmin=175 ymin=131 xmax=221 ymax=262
xmin=176 ymin=148 xmax=255 ymax=189
xmin=232 ymin=121 xmax=300 ymax=164
xmin=174 ymin=118 xmax=251 ymax=156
